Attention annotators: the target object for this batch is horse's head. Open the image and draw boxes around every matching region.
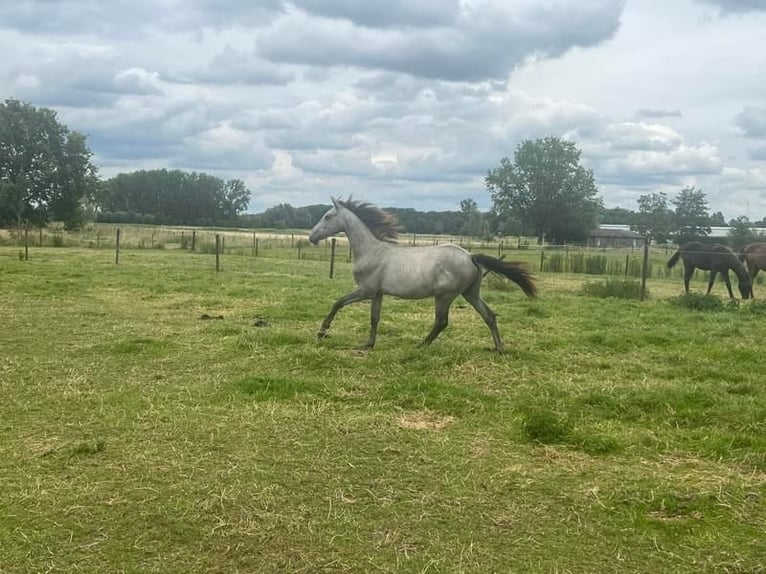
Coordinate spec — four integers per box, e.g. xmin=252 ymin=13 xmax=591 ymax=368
xmin=739 ymin=277 xmax=753 ymax=300
xmin=309 ymin=198 xmax=345 ymax=245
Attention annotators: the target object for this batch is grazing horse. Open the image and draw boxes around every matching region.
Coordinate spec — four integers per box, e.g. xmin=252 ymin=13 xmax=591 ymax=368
xmin=308 ymin=197 xmax=536 ymax=352
xmin=667 ymin=241 xmax=751 ymax=299
xmin=739 ymin=242 xmax=766 ymax=298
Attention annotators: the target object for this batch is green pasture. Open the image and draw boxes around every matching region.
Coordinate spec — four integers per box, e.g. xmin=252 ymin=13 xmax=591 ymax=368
xmin=1 ymin=245 xmax=764 ymax=573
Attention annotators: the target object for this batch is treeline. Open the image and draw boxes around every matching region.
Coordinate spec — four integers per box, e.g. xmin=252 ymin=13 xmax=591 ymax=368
xmin=97 ymin=169 xmax=250 ymax=226
xmin=241 ymin=202 xmax=477 ymax=236
xmin=600 ymin=206 xmax=766 ymax=228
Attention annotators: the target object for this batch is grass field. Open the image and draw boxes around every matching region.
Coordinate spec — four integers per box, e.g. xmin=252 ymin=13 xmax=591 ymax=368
xmin=1 ymin=245 xmax=764 ymax=573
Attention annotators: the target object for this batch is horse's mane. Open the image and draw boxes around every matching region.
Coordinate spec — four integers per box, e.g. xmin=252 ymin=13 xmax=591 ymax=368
xmin=337 ymin=197 xmax=399 ymax=242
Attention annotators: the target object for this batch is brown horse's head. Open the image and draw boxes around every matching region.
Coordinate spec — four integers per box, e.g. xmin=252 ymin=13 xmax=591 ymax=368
xmin=739 ymin=277 xmax=752 ymax=299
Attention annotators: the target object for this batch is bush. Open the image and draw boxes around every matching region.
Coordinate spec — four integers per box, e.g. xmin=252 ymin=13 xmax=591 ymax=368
xmin=670 ymin=293 xmax=724 ymax=311
xmin=569 ymin=253 xmax=584 ymax=273
xmin=583 ymin=278 xmax=644 ymax=299
xmin=545 ymin=253 xmax=565 ymax=273
xmin=585 ymin=255 xmax=607 ymax=275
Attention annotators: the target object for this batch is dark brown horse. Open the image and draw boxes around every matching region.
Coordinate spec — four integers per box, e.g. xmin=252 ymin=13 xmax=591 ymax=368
xmin=739 ymin=242 xmax=766 ymax=297
xmin=667 ymin=241 xmax=752 ymax=299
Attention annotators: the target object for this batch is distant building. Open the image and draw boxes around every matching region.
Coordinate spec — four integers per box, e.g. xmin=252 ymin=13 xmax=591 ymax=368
xmin=587 ymin=226 xmax=643 ymax=249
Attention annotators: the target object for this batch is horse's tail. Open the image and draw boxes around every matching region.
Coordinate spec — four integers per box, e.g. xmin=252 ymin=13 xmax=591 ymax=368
xmin=472 ymin=254 xmax=537 ymax=298
xmin=667 ymin=249 xmax=681 ymax=269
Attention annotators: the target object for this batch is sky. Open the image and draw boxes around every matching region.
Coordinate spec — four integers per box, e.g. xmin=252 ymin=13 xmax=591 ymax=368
xmin=2 ymin=0 xmax=766 ymax=218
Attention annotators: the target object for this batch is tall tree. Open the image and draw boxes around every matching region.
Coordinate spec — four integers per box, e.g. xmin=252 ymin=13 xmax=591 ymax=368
xmin=632 ymin=192 xmax=673 ymax=242
xmin=100 ymin=169 xmax=251 ymax=225
xmin=459 ymin=198 xmax=484 ymax=238
xmin=485 ymin=137 xmax=602 ymax=243
xmin=0 ymin=99 xmax=98 ymax=228
xmin=727 ymin=216 xmax=763 ymax=250
xmin=672 ymin=186 xmax=711 ymax=244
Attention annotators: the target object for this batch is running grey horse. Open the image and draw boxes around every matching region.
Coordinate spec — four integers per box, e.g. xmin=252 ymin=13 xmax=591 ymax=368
xmin=308 ymin=197 xmax=536 ymax=352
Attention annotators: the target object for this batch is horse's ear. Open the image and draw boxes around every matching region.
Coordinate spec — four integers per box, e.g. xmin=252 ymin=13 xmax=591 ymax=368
xmin=331 ymin=197 xmax=339 ymax=208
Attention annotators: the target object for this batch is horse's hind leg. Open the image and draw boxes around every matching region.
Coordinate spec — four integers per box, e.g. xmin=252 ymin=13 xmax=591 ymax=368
xmin=462 ymin=281 xmax=504 ymax=352
xmin=318 ymin=288 xmax=369 ymax=338
xmin=420 ymin=293 xmax=457 ymax=347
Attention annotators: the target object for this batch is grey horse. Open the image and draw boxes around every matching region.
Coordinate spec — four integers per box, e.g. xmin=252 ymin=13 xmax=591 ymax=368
xmin=308 ymin=197 xmax=536 ymax=352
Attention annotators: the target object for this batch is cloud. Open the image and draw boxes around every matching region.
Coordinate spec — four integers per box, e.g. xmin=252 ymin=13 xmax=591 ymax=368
xmin=695 ymin=0 xmax=766 ymax=15
xmin=635 ymin=108 xmax=683 ymax=119
xmin=257 ymin=1 xmax=625 ymax=81
xmin=748 ymin=144 xmax=766 ymax=160
xmin=735 ymin=105 xmax=766 ymax=138
xmin=290 ymin=0 xmax=461 ymax=28
xmin=0 ymin=0 xmax=284 ymax=35
xmin=163 ymin=46 xmax=295 ymax=86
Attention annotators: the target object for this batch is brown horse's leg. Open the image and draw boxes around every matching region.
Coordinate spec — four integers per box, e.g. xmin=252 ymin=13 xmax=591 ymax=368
xmin=720 ymin=270 xmax=735 ymax=299
xmin=750 ymin=266 xmax=759 ymax=298
xmin=706 ymin=270 xmax=716 ymax=295
xmin=683 ymin=262 xmax=694 ymax=294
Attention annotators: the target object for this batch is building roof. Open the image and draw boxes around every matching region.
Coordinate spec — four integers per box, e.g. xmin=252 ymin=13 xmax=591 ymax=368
xmin=589 ymin=227 xmax=643 ymax=238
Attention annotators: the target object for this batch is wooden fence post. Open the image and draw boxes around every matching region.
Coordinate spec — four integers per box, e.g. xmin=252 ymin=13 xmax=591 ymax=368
xmin=640 ymin=236 xmax=650 ymax=301
xmin=215 ymin=234 xmax=221 ymax=272
xmin=115 ymin=228 xmax=121 ymax=264
xmin=191 ymin=230 xmax=196 ymax=251
xmin=329 ymin=238 xmax=337 ymax=278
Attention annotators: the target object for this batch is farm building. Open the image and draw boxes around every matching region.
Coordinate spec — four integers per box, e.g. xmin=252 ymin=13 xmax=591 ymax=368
xmin=587 ymin=226 xmax=643 ymax=249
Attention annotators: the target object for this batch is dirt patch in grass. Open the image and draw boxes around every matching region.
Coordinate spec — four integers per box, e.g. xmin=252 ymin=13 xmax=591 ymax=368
xmin=397 ymin=410 xmax=455 ymax=430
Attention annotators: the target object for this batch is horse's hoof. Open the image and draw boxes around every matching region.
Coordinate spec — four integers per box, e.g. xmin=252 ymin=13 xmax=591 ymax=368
xmin=317 ymin=331 xmax=329 ymax=339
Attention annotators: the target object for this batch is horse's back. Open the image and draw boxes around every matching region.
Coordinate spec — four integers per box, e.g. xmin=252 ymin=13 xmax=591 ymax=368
xmin=368 ymin=242 xmax=477 ymax=299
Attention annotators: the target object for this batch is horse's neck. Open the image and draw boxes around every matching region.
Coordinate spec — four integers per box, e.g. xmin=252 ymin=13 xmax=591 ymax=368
xmin=340 ymin=208 xmax=383 ymax=259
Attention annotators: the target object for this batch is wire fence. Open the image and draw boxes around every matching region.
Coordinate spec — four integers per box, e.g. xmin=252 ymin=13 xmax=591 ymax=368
xmin=1 ymin=223 xmax=760 ymax=299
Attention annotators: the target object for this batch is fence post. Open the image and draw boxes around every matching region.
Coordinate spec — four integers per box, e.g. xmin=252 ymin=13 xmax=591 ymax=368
xmin=347 ymin=243 xmax=352 ymax=263
xmin=255 ymin=237 xmax=259 ymax=258
xmin=191 ymin=230 xmax=196 ymax=251
xmin=640 ymin=236 xmax=650 ymax=301
xmin=329 ymin=238 xmax=337 ymax=278
xmin=115 ymin=228 xmax=121 ymax=264
xmin=215 ymin=234 xmax=221 ymax=272
xmin=625 ymin=254 xmax=630 ymax=277
xmin=23 ymin=223 xmax=29 ymax=260
xmin=39 ymin=227 xmax=43 ymax=247
xmin=539 ymin=249 xmax=545 ymax=271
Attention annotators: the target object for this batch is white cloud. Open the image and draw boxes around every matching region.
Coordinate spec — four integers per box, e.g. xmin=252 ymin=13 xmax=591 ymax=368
xmin=1 ymin=0 xmax=765 ymax=219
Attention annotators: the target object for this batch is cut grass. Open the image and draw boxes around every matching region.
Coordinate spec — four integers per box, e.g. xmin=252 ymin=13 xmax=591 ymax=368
xmin=1 ymin=246 xmax=765 ymax=573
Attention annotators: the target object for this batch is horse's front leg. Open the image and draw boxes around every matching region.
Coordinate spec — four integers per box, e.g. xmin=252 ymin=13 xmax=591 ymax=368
xmin=721 ymin=270 xmax=735 ymax=299
xmin=706 ymin=270 xmax=717 ymax=295
xmin=318 ymin=289 xmax=369 ymax=338
xmin=361 ymin=293 xmax=383 ymax=349
xmin=683 ymin=264 xmax=694 ymax=294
